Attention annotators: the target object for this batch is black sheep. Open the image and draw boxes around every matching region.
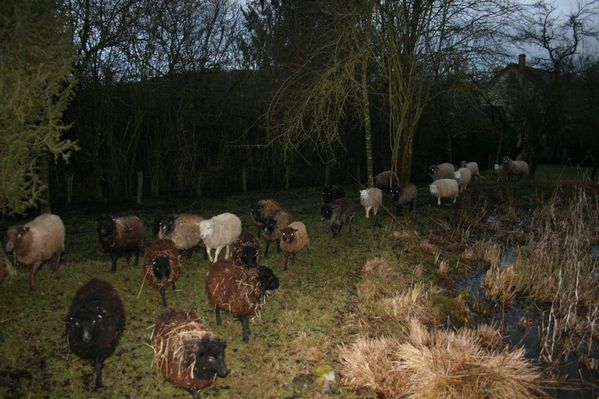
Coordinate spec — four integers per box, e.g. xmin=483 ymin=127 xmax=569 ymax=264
xmin=320 ymin=198 xmax=357 ymax=237
xmin=97 ymin=214 xmax=144 ymax=272
xmin=322 ymin=184 xmax=345 ymax=204
xmin=66 ymin=278 xmax=125 ymax=390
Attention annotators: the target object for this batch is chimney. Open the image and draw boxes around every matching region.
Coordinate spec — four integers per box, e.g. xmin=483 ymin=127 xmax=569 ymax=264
xmin=518 ymin=54 xmax=526 ymax=69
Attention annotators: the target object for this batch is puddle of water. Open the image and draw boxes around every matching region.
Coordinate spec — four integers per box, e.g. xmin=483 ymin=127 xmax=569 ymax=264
xmin=591 ymin=245 xmax=599 ymax=258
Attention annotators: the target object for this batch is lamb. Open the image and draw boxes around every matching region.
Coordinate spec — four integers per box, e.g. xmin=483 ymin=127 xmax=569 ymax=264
xmin=502 ymin=156 xmax=529 ymax=179
xmin=152 ymin=310 xmax=228 ymax=399
xmin=198 ymin=213 xmax=242 ymax=263
xmin=359 ymin=188 xmax=383 ymax=218
xmin=97 ymin=214 xmax=144 ymax=273
xmin=156 ymin=213 xmax=206 ymax=257
xmin=260 ymin=209 xmax=292 ymax=257
xmin=320 ymin=198 xmax=357 ymax=237
xmin=230 ymin=230 xmax=261 ymax=268
xmin=454 ymin=166 xmax=473 ymax=192
xmin=143 ymin=239 xmax=181 ymax=307
xmin=374 ymin=170 xmax=399 ymax=189
xmin=429 ymin=178 xmax=459 ymax=206
xmin=279 ymin=221 xmax=310 ymax=270
xmin=493 ymin=163 xmax=508 ymax=181
xmin=428 ymin=162 xmax=456 ymax=181
xmin=66 ymin=278 xmax=125 ymax=390
xmin=390 ymin=183 xmax=417 ymax=216
xmin=250 ymin=199 xmax=281 ymax=234
xmin=5 ymin=213 xmax=65 ymax=290
xmin=460 ymin=161 xmax=480 ymax=179
xmin=205 ymin=259 xmax=279 ymax=342
xmin=322 ymin=184 xmax=345 ymax=204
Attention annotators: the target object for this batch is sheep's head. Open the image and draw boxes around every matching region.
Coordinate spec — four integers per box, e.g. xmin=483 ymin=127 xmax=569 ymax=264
xmin=428 ymin=165 xmax=439 ymax=176
xmin=502 ymin=156 xmax=512 ymax=166
xmin=359 ymin=190 xmax=369 ymax=202
xmin=390 ymin=186 xmax=401 ymax=201
xmin=66 ymin=307 xmax=107 ymax=345
xmin=194 ymin=337 xmax=228 ymax=380
xmin=250 ymin=203 xmax=263 ymax=221
xmin=280 ymin=227 xmax=297 ymax=244
xmin=460 ymin=160 xmax=468 ymax=167
xmin=152 ymin=256 xmax=171 ymax=281
xmin=262 ymin=217 xmax=277 ymax=234
xmin=320 ymin=205 xmax=333 ymax=221
xmin=5 ymin=225 xmax=31 ymax=253
xmin=429 ymin=183 xmax=438 ymax=195
xmin=240 ymin=245 xmax=258 ymax=268
xmin=454 ymin=170 xmax=462 ymax=179
xmin=97 ymin=215 xmax=116 ymax=240
xmin=199 ymin=220 xmax=213 ymax=240
xmin=257 ymin=265 xmax=279 ymax=291
xmin=159 ymin=215 xmax=176 ymax=237
xmin=494 ymin=164 xmax=502 ymax=171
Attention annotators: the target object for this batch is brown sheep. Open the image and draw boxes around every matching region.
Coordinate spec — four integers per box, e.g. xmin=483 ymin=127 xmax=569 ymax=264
xmin=205 ymin=260 xmax=279 ymax=341
xmin=374 ymin=170 xmax=399 ymax=189
xmin=390 ymin=183 xmax=417 ymax=216
xmin=143 ymin=239 xmax=181 ymax=307
xmin=230 ymin=230 xmax=261 ymax=268
xmin=279 ymin=221 xmax=310 ymax=270
xmin=250 ymin=199 xmax=281 ymax=234
xmin=97 ymin=215 xmax=144 ymax=272
xmin=0 ymin=251 xmax=6 ymax=285
xmin=152 ymin=310 xmax=228 ymax=399
xmin=5 ymin=213 xmax=65 ymax=290
xmin=156 ymin=213 xmax=206 ymax=257
xmin=260 ymin=209 xmax=292 ymax=257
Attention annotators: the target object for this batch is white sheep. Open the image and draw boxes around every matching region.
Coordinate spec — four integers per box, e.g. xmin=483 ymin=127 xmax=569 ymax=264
xmin=359 ymin=188 xmax=383 ymax=218
xmin=429 ymin=178 xmax=459 ymax=206
xmin=199 ymin=213 xmax=242 ymax=263
xmin=454 ymin=167 xmax=472 ymax=192
xmin=460 ymin=161 xmax=480 ymax=179
xmin=493 ymin=163 xmax=508 ymax=181
xmin=502 ymin=157 xmax=529 ymax=179
xmin=428 ymin=162 xmax=455 ymax=181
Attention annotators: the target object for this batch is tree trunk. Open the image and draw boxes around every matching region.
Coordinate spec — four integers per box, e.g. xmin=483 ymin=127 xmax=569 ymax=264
xmin=66 ymin=171 xmax=74 ymax=209
xmin=360 ymin=62 xmax=374 ymax=187
xmin=40 ymin=154 xmax=51 ymax=213
xmin=136 ymin=170 xmax=143 ymax=205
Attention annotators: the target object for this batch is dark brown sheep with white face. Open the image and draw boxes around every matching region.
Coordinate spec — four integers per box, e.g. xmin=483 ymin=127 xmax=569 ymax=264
xmin=152 ymin=310 xmax=228 ymax=399
xmin=260 ymin=209 xmax=292 ymax=257
xmin=143 ymin=239 xmax=181 ymax=307
xmin=230 ymin=230 xmax=260 ymax=268
xmin=66 ymin=278 xmax=125 ymax=390
xmin=205 ymin=260 xmax=279 ymax=342
xmin=250 ymin=199 xmax=281 ymax=234
xmin=5 ymin=213 xmax=65 ymax=290
xmin=97 ymin=215 xmax=144 ymax=273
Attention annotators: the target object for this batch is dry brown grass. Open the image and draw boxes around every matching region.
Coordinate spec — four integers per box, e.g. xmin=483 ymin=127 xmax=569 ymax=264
xmin=339 ymin=320 xmax=543 ymax=398
xmin=378 ymin=284 xmax=440 ymax=330
xmin=483 ymin=264 xmax=518 ymax=306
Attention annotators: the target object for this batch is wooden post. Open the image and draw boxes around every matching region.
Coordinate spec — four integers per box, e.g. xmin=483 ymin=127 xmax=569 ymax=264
xmin=136 ymin=170 xmax=143 ymax=205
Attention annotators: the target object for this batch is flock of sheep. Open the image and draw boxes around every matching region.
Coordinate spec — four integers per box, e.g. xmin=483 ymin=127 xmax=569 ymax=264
xmin=2 ymin=155 xmax=529 ymax=398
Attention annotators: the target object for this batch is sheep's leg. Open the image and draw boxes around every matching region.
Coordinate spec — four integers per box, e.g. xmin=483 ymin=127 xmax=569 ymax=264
xmin=213 ymin=246 xmax=223 ymax=263
xmin=29 ymin=262 xmax=41 ymax=290
xmin=373 ymin=206 xmax=378 ymax=216
xmin=241 ymin=317 xmax=250 ymax=342
xmin=276 ymin=239 xmax=281 ymax=253
xmin=51 ymin=252 xmax=62 ymax=273
xmin=437 ymin=197 xmax=441 ymax=206
xmin=292 ymin=253 xmax=296 ymax=264
xmin=264 ymin=240 xmax=271 ymax=257
xmin=134 ymin=249 xmax=140 ymax=265
xmin=172 ymin=282 xmax=177 ymax=291
xmin=225 ymin=245 xmax=230 ymax=259
xmin=215 ymin=308 xmax=222 ymax=325
xmin=453 ymin=195 xmax=457 ymax=203
xmin=365 ymin=207 xmax=370 ymax=218
xmin=206 ymin=248 xmax=213 ymax=263
xmin=110 ymin=254 xmax=118 ymax=273
xmin=283 ymin=254 xmax=289 ymax=271
xmin=160 ymin=288 xmax=167 ymax=307
xmin=94 ymin=358 xmax=104 ymax=390
xmin=189 ymin=389 xmax=200 ymax=399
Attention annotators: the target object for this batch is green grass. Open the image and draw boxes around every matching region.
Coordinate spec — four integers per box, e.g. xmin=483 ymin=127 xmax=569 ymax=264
xmin=0 ymin=164 xmax=596 ymax=398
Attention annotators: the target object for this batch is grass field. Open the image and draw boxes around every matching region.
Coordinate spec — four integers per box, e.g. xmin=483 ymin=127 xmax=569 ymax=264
xmin=0 ymin=164 xmax=597 ymax=398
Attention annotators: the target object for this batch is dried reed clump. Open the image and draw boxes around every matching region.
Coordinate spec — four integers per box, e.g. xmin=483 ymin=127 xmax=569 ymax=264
xmin=483 ymin=265 xmax=518 ymax=305
xmin=436 ymin=260 xmax=449 ymax=275
xmin=339 ymin=320 xmax=543 ymax=399
xmin=378 ymin=284 xmax=440 ymax=329
xmin=357 ymin=257 xmax=407 ymax=301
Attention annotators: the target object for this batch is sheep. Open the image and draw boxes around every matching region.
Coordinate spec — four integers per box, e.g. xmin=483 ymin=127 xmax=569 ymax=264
xmin=66 ymin=278 xmax=125 ymax=390
xmin=143 ymin=239 xmax=181 ymax=307
xmin=260 ymin=209 xmax=292 ymax=257
xmin=502 ymin=156 xmax=529 ymax=179
xmin=428 ymin=162 xmax=456 ymax=181
xmin=230 ymin=230 xmax=261 ymax=268
xmin=320 ymin=198 xmax=357 ymax=237
xmin=322 ymin=184 xmax=345 ymax=204
xmin=198 ymin=213 xmax=242 ymax=263
xmin=493 ymin=163 xmax=508 ymax=181
xmin=156 ymin=213 xmax=206 ymax=258
xmin=0 ymin=252 xmax=5 ymax=285
xmin=390 ymin=183 xmax=417 ymax=216
xmin=374 ymin=170 xmax=399 ymax=189
xmin=250 ymin=199 xmax=281 ymax=234
xmin=5 ymin=213 xmax=65 ymax=290
xmin=152 ymin=310 xmax=228 ymax=399
xmin=429 ymin=178 xmax=459 ymax=206
xmin=359 ymin=188 xmax=383 ymax=218
xmin=460 ymin=161 xmax=480 ymax=179
xmin=97 ymin=214 xmax=144 ymax=273
xmin=205 ymin=259 xmax=279 ymax=342
xmin=454 ymin=166 xmax=473 ymax=192
xmin=279 ymin=221 xmax=310 ymax=270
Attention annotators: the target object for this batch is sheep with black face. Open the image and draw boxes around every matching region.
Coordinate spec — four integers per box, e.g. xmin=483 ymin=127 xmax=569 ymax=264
xmin=230 ymin=230 xmax=261 ymax=268
xmin=322 ymin=184 xmax=345 ymax=204
xmin=320 ymin=198 xmax=357 ymax=237
xmin=143 ymin=239 xmax=181 ymax=307
xmin=66 ymin=278 xmax=125 ymax=390
xmin=97 ymin=215 xmax=144 ymax=272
